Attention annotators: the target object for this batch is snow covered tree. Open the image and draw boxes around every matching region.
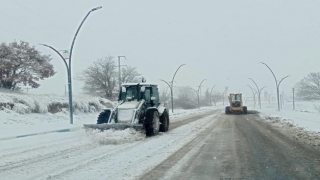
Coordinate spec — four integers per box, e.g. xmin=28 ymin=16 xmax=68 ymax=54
xmin=296 ymin=72 xmax=320 ymax=100
xmin=77 ymin=56 xmax=117 ymax=98
xmin=0 ymin=41 xmax=55 ymax=90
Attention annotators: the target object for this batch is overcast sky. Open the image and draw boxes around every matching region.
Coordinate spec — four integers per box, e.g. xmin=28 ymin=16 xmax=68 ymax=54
xmin=1 ymin=0 xmax=320 ymax=98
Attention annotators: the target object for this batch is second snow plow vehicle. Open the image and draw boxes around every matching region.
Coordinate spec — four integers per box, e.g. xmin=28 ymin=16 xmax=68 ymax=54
xmin=83 ymin=83 xmax=169 ymax=136
xmin=225 ymin=93 xmax=247 ymax=114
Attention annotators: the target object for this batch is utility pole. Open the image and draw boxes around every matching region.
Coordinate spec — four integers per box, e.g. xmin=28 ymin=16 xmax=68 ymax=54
xmin=118 ymin=56 xmax=126 ymax=90
xmin=292 ymin=88 xmax=295 ymax=110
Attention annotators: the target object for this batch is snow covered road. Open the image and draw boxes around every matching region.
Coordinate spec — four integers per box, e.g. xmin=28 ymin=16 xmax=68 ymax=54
xmin=140 ymin=113 xmax=320 ymax=180
xmin=0 ymin=109 xmax=220 ymax=180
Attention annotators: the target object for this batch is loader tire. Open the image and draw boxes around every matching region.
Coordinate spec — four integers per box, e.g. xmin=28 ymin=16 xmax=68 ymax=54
xmin=145 ymin=110 xmax=160 ymax=136
xmin=225 ymin=106 xmax=230 ymax=114
xmin=243 ymin=106 xmax=248 ymax=114
xmin=97 ymin=110 xmax=111 ymax=124
xmin=159 ymin=110 xmax=169 ymax=132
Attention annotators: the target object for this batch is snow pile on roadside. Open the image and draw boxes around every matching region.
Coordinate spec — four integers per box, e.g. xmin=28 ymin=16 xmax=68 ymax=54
xmin=252 ymin=101 xmax=320 ymax=132
xmin=0 ymin=91 xmax=113 ymax=114
xmin=86 ymin=128 xmax=145 ymax=145
xmin=262 ymin=115 xmax=320 ymax=148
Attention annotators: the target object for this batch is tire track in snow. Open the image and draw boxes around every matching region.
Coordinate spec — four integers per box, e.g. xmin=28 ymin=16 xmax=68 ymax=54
xmin=0 ymin=136 xmax=80 ymax=159
xmin=0 ymin=142 xmax=98 ymax=172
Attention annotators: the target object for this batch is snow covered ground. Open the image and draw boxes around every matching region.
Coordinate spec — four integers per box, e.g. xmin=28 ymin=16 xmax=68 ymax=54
xmin=0 ymin=110 xmax=220 ymax=180
xmin=3 ymin=92 xmax=319 ymax=179
xmin=250 ymin=100 xmax=320 ymax=132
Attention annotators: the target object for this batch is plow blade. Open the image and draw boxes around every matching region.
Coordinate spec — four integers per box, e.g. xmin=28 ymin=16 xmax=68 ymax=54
xmin=83 ymin=123 xmax=144 ymax=131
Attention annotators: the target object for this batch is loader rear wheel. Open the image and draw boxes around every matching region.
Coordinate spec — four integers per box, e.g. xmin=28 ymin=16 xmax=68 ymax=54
xmin=145 ymin=110 xmax=160 ymax=136
xmin=97 ymin=110 xmax=111 ymax=124
xmin=243 ymin=106 xmax=248 ymax=114
xmin=159 ymin=110 xmax=169 ymax=132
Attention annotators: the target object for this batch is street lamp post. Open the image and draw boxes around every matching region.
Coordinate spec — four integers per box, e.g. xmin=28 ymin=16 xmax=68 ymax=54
xmin=209 ymin=85 xmax=216 ymax=106
xmin=190 ymin=88 xmax=200 ymax=109
xmin=159 ymin=64 xmax=186 ymax=113
xmin=247 ymin=85 xmax=257 ymax=108
xmin=159 ymin=79 xmax=172 ymax=107
xmin=40 ymin=6 xmax=102 ymax=124
xmin=197 ymin=79 xmax=207 ymax=107
xmin=248 ymin=78 xmax=267 ymax=109
xmin=118 ymin=56 xmax=126 ymax=90
xmin=260 ymin=62 xmax=289 ymax=111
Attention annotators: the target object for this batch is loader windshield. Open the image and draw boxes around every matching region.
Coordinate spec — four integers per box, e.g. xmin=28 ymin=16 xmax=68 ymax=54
xmin=119 ymin=86 xmax=140 ymax=101
xmin=230 ymin=94 xmax=241 ymax=101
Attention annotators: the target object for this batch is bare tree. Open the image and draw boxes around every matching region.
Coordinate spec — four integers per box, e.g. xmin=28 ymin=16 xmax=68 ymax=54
xmin=121 ymin=66 xmax=141 ymax=83
xmin=296 ymin=72 xmax=320 ymax=100
xmin=175 ymin=86 xmax=197 ymax=109
xmin=159 ymin=87 xmax=170 ymax=104
xmin=77 ymin=56 xmax=117 ymax=98
xmin=314 ymin=104 xmax=320 ymax=113
xmin=202 ymin=88 xmax=211 ymax=106
xmin=211 ymin=92 xmax=222 ymax=106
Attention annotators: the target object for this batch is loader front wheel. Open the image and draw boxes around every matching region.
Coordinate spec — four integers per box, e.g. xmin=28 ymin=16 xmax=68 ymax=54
xmin=97 ymin=110 xmax=111 ymax=124
xmin=145 ymin=110 xmax=160 ymax=136
xmin=225 ymin=106 xmax=231 ymax=114
xmin=160 ymin=110 xmax=169 ymax=132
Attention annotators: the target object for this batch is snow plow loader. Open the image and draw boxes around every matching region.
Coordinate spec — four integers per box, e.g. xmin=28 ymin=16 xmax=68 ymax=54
xmin=83 ymin=83 xmax=170 ymax=136
xmin=225 ymin=93 xmax=247 ymax=114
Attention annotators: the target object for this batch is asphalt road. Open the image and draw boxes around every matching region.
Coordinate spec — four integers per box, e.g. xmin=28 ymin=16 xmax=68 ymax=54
xmin=140 ymin=113 xmax=320 ymax=180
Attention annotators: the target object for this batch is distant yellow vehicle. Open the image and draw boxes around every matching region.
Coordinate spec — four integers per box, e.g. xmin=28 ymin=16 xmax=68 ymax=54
xmin=225 ymin=93 xmax=247 ymax=114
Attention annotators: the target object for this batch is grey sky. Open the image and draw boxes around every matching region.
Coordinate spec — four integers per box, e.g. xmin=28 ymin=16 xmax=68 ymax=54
xmin=1 ymin=0 xmax=320 ymax=97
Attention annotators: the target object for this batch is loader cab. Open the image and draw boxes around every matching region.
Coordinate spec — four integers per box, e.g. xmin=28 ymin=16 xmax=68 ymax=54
xmin=142 ymin=85 xmax=159 ymax=107
xmin=119 ymin=85 xmax=140 ymax=102
xmin=230 ymin=93 xmax=242 ymax=101
xmin=119 ymin=83 xmax=160 ymax=107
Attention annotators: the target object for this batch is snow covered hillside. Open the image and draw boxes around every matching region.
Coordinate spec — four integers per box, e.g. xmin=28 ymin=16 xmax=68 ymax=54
xmin=0 ymin=91 xmax=112 ymax=138
xmin=0 ymin=91 xmax=113 ymax=114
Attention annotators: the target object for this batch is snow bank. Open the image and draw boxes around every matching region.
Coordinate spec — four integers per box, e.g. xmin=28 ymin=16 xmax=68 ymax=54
xmin=251 ymin=100 xmax=320 ymax=148
xmin=0 ymin=92 xmax=113 ymax=114
xmin=261 ymin=116 xmax=320 ymax=148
